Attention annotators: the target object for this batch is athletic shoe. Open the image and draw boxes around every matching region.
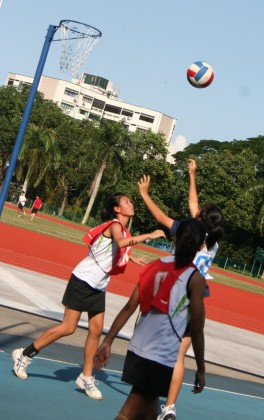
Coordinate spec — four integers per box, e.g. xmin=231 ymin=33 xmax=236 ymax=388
xmin=157 ymin=404 xmax=176 ymax=420
xmin=76 ymin=373 xmax=102 ymax=399
xmin=12 ymin=348 xmax=32 ymax=380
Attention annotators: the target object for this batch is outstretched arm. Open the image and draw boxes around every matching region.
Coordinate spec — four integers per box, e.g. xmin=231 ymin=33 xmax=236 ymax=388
xmin=188 ymin=160 xmax=199 ymax=217
xmin=110 ymin=222 xmax=166 ymax=248
xmin=94 ymin=285 xmax=140 ymax=371
xmin=138 ymin=175 xmax=174 ymax=230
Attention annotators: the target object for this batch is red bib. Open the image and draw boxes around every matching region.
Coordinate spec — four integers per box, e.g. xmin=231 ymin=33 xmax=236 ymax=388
xmin=83 ymin=219 xmax=132 ymax=275
xmin=139 ymin=259 xmax=195 ymax=313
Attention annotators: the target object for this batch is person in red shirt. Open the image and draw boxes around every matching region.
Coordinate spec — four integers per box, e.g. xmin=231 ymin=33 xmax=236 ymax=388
xmin=30 ymin=196 xmax=43 ymax=221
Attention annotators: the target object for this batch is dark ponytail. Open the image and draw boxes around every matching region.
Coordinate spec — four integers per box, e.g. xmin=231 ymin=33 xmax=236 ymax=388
xmin=175 ymin=219 xmax=206 ymax=268
xmin=199 ymin=204 xmax=224 ymax=249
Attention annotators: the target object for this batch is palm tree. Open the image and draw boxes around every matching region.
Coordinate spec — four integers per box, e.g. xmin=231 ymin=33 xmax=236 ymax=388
xmin=16 ymin=123 xmax=57 ymax=193
xmin=81 ymin=120 xmax=129 ymax=224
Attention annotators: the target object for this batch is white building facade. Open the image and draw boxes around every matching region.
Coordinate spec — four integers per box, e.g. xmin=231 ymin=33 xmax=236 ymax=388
xmin=6 ymin=72 xmax=176 ymax=143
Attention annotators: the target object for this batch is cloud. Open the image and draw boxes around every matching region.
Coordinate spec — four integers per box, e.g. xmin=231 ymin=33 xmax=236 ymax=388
xmin=167 ymin=135 xmax=188 ymax=163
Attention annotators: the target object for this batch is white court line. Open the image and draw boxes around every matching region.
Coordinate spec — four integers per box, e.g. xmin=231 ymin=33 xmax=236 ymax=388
xmin=3 ymin=350 xmax=263 ymax=401
xmin=183 ymin=382 xmax=264 ymax=400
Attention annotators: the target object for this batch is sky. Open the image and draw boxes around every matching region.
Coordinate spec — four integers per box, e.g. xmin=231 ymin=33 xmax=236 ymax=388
xmin=1 ymin=0 xmax=264 ymax=154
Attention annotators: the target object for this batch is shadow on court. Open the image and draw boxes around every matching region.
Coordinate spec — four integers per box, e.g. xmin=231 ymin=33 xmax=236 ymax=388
xmin=0 ymin=306 xmax=263 ymax=420
xmin=1 ymin=350 xmax=264 ymax=420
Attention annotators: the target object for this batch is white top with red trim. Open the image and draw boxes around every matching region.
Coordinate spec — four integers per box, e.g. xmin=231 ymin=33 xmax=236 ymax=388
xmin=72 ymin=233 xmax=119 ymax=291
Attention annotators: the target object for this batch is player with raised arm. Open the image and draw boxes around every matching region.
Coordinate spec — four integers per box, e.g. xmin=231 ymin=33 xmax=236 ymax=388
xmin=138 ymin=160 xmax=224 ymax=419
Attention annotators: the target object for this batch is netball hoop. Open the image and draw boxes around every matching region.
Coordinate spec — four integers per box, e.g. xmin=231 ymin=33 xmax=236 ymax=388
xmin=58 ymin=20 xmax=102 ymax=79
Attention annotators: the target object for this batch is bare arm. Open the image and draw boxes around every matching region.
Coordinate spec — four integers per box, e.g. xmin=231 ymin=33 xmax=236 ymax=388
xmin=188 ymin=160 xmax=199 ymax=217
xmin=188 ymin=271 xmax=206 ymax=393
xmin=94 ymin=285 xmax=140 ymax=370
xmin=138 ymin=175 xmax=174 ymax=230
xmin=109 ymin=222 xmax=166 ymax=248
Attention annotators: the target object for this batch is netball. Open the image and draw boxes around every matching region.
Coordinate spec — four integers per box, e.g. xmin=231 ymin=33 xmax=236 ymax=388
xmin=187 ymin=61 xmax=214 ymax=88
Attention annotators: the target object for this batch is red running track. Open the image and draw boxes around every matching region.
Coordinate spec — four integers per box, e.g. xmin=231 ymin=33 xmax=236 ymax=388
xmin=0 ymin=221 xmax=263 ymax=335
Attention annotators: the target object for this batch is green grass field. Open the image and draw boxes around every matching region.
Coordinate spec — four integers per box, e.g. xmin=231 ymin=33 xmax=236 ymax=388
xmin=1 ymin=205 xmax=263 ymax=296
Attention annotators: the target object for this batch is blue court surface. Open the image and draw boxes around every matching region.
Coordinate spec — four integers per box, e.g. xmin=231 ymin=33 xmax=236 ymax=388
xmin=1 ymin=348 xmax=263 ymax=420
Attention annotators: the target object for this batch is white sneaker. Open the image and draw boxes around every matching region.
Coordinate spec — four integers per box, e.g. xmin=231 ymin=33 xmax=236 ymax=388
xmin=76 ymin=373 xmax=102 ymax=399
xmin=157 ymin=404 xmax=176 ymax=420
xmin=12 ymin=348 xmax=32 ymax=380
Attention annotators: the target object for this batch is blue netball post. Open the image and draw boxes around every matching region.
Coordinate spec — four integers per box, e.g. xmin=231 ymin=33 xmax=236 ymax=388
xmin=0 ymin=20 xmax=102 ymax=217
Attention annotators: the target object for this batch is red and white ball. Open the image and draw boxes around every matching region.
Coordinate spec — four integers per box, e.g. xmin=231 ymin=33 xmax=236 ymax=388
xmin=187 ymin=61 xmax=214 ymax=88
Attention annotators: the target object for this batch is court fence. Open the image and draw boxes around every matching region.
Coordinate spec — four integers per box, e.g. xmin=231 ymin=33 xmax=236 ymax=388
xmin=214 ymin=255 xmax=263 ymax=278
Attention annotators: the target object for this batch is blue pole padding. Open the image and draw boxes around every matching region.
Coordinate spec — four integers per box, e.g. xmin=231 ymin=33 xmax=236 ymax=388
xmin=0 ymin=24 xmax=58 ymax=216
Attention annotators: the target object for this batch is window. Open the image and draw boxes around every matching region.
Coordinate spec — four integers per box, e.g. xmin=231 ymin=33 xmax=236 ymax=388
xmin=61 ymin=102 xmax=74 ymax=112
xmin=89 ymin=113 xmax=101 ymax=121
xmin=121 ymin=109 xmax=133 ymax=118
xmin=104 ymin=104 xmax=121 ymax=115
xmin=83 ymin=74 xmax=109 ymax=90
xmin=79 ymin=109 xmax=89 ymax=117
xmin=8 ymin=79 xmax=14 ymax=85
xmin=139 ymin=114 xmax=155 ymax=123
xmin=92 ymin=98 xmax=105 ymax=110
xmin=83 ymin=95 xmax=93 ymax=103
xmin=137 ymin=127 xmax=147 ymax=133
xmin=64 ymin=88 xmax=78 ymax=98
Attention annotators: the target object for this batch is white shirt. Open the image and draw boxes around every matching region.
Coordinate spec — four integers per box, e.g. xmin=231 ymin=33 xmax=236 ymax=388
xmin=72 ymin=233 xmax=119 ymax=291
xmin=193 ymin=242 xmax=218 ymax=277
xmin=19 ymin=194 xmax=26 ymax=206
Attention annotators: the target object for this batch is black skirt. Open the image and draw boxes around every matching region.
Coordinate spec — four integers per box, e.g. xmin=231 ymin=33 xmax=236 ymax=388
xmin=62 ymin=273 xmax=105 ymax=314
xmin=121 ymin=350 xmax=173 ymax=398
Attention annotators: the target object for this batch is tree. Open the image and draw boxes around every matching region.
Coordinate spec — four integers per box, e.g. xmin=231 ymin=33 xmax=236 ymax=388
xmin=173 ymin=145 xmax=262 ymax=261
xmin=0 ymin=86 xmax=28 ymax=185
xmin=81 ymin=119 xmax=130 ymax=224
xmin=246 ymin=181 xmax=264 ymax=236
xmin=16 ymin=123 xmax=57 ymax=193
xmin=49 ymin=117 xmax=95 ymax=216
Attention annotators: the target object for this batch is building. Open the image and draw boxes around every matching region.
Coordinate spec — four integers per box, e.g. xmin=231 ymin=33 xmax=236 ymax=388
xmin=6 ymin=72 xmax=176 ymax=143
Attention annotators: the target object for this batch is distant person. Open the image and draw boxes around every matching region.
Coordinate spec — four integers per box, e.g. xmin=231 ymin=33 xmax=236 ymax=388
xmin=17 ymin=191 xmax=27 ymax=217
xmin=30 ymin=196 xmax=43 ymax=221
xmin=94 ymin=218 xmax=207 ymax=420
xmin=138 ymin=160 xmax=224 ymax=419
xmin=12 ymin=192 xmax=165 ymax=400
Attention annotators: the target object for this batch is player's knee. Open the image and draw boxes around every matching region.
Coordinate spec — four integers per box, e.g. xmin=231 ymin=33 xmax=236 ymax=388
xmin=89 ymin=325 xmax=103 ymax=338
xmin=61 ymin=324 xmax=77 ymax=336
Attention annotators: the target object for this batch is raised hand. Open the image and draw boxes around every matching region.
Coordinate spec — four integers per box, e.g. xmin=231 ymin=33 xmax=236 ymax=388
xmin=138 ymin=175 xmax=151 ymax=196
xmin=188 ymin=159 xmax=197 ymax=176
